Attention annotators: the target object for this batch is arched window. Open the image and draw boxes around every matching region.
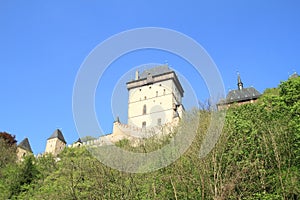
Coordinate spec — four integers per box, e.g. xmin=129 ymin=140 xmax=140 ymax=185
xmin=157 ymin=118 xmax=162 ymax=126
xmin=143 ymin=104 xmax=147 ymax=115
xmin=142 ymin=121 xmax=146 ymax=129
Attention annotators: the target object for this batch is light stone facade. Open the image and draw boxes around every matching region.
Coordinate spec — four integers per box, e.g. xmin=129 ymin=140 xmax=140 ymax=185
xmin=126 ymin=65 xmax=184 ymax=129
xmin=16 ymin=138 xmax=33 ymax=161
xmin=16 ymin=147 xmax=32 ymax=161
xmin=45 ymin=129 xmax=66 ymax=156
xmin=45 ymin=138 xmax=66 ymax=156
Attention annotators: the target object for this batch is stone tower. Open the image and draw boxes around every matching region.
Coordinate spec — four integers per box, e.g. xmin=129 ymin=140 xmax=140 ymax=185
xmin=17 ymin=138 xmax=33 ymax=161
xmin=45 ymin=129 xmax=66 ymax=156
xmin=126 ymin=65 xmax=184 ymax=129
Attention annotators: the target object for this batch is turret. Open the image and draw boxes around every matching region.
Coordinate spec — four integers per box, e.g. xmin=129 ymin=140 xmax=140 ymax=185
xmin=237 ymin=72 xmax=244 ymax=90
xmin=45 ymin=129 xmax=66 ymax=156
xmin=17 ymin=138 xmax=33 ymax=161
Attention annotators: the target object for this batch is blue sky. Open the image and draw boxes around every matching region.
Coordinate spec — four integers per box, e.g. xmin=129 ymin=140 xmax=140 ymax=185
xmin=0 ymin=1 xmax=299 ymax=154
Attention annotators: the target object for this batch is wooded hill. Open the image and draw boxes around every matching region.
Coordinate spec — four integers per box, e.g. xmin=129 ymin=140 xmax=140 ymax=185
xmin=0 ymin=76 xmax=299 ymax=199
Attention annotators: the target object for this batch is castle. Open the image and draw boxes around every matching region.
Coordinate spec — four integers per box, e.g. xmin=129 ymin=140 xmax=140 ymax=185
xmin=17 ymin=67 xmax=279 ymax=160
xmin=17 ymin=65 xmax=185 ymax=159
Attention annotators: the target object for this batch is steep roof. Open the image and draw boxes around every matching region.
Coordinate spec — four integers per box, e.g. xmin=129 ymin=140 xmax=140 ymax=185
xmin=218 ymin=73 xmax=261 ymax=105
xmin=139 ymin=65 xmax=171 ymax=79
xmin=75 ymin=138 xmax=82 ymax=144
xmin=47 ymin=129 xmax=66 ymax=144
xmin=18 ymin=138 xmax=33 ymax=153
xmin=225 ymin=87 xmax=261 ymax=103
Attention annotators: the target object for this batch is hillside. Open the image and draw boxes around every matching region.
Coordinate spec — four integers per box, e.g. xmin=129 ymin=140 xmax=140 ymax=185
xmin=0 ymin=76 xmax=299 ymax=199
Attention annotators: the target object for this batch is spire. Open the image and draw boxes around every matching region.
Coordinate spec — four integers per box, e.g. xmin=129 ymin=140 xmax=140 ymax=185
xmin=237 ymin=72 xmax=243 ymax=90
xmin=18 ymin=138 xmax=33 ymax=153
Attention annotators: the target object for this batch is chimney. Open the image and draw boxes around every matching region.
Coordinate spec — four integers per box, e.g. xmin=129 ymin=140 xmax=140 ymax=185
xmin=135 ymin=70 xmax=139 ymax=80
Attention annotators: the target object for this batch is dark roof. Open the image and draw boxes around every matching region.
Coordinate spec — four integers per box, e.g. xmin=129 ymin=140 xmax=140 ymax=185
xmin=75 ymin=138 xmax=82 ymax=143
xmin=139 ymin=65 xmax=171 ymax=79
xmin=47 ymin=129 xmax=66 ymax=144
xmin=290 ymin=72 xmax=299 ymax=79
xmin=18 ymin=138 xmax=33 ymax=153
xmin=225 ymin=87 xmax=261 ymax=104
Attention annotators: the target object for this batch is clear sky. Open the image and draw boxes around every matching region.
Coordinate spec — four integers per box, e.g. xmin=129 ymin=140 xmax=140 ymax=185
xmin=1 ymin=1 xmax=299 ymax=154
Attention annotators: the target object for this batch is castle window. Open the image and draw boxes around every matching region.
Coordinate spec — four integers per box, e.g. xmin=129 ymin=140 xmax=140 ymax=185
xmin=142 ymin=121 xmax=146 ymax=129
xmin=156 ymin=91 xmax=158 ymax=97
xmin=149 ymin=86 xmax=151 ymax=89
xmin=157 ymin=118 xmax=162 ymax=126
xmin=143 ymin=104 xmax=147 ymax=115
xmin=144 ymin=96 xmax=147 ymax=100
xmin=163 ymin=89 xmax=166 ymax=95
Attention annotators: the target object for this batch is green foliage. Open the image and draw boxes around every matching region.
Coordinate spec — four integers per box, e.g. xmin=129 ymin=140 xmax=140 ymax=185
xmin=279 ymin=77 xmax=300 ymax=166
xmin=279 ymin=76 xmax=300 ymax=107
xmin=0 ymin=155 xmax=39 ymax=199
xmin=1 ymin=77 xmax=299 ymax=199
xmin=0 ymin=132 xmax=17 ymax=169
xmin=0 ymin=138 xmax=17 ymax=169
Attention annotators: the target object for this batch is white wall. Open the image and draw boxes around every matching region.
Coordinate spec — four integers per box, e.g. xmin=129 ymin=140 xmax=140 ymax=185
xmin=128 ymin=79 xmax=182 ymax=129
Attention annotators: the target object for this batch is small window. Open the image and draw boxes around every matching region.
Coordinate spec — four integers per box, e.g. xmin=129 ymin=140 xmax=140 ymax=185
xmin=140 ymin=88 xmax=142 ymax=91
xmin=156 ymin=91 xmax=158 ymax=97
xmin=149 ymin=86 xmax=151 ymax=89
xmin=142 ymin=121 xmax=146 ymax=128
xmin=143 ymin=104 xmax=147 ymax=115
xmin=157 ymin=118 xmax=162 ymax=126
xmin=163 ymin=89 xmax=166 ymax=95
xmin=144 ymin=96 xmax=147 ymax=100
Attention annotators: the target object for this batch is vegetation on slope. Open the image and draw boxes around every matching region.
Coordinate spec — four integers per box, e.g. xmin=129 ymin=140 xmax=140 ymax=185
xmin=0 ymin=76 xmax=299 ymax=199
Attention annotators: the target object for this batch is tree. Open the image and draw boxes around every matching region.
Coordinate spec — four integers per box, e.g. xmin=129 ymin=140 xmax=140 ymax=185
xmin=0 ymin=132 xmax=17 ymax=146
xmin=5 ymin=155 xmax=39 ymax=199
xmin=279 ymin=76 xmax=300 ymax=166
xmin=0 ymin=132 xmax=17 ymax=169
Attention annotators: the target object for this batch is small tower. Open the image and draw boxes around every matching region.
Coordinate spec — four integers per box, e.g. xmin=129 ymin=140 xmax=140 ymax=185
xmin=237 ymin=72 xmax=244 ymax=90
xmin=73 ymin=138 xmax=83 ymax=147
xmin=45 ymin=129 xmax=66 ymax=156
xmin=17 ymin=138 xmax=33 ymax=161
